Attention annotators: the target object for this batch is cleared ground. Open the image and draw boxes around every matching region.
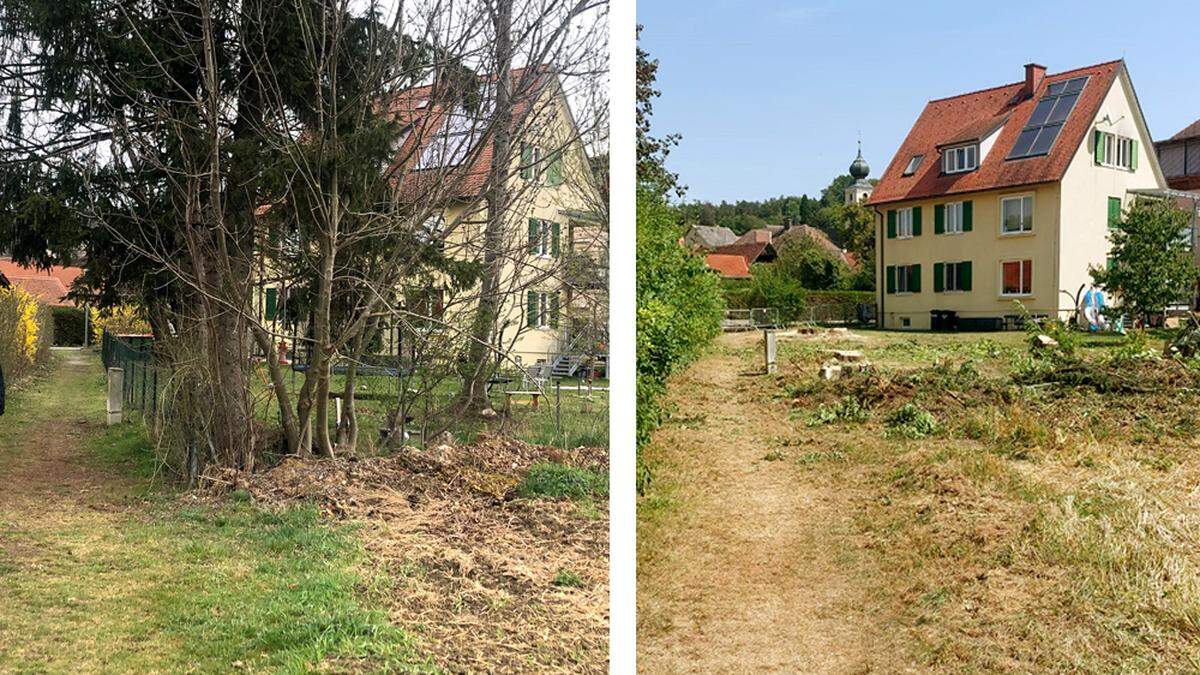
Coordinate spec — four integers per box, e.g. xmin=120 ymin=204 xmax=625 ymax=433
xmin=638 ymin=328 xmax=1200 ymax=673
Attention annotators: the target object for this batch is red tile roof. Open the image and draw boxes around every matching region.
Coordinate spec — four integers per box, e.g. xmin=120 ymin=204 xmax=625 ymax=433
xmin=705 ymin=253 xmax=751 ymax=279
xmin=1168 ymin=118 xmax=1200 ymax=143
xmin=869 ymin=60 xmax=1123 ymax=207
xmin=713 ymin=240 xmax=771 ymax=264
xmin=388 ymin=67 xmax=554 ymax=201
xmin=0 ymin=259 xmax=82 ymax=306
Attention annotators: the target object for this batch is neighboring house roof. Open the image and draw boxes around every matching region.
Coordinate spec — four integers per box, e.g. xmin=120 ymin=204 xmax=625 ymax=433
xmin=868 ymin=60 xmax=1123 ymax=206
xmin=683 ymin=225 xmax=737 ymax=250
xmin=0 ymin=259 xmax=82 ymax=306
xmin=1167 ymin=118 xmax=1200 ymax=143
xmin=713 ymin=240 xmax=774 ymax=264
xmin=733 ymin=228 xmax=773 ymax=246
xmin=774 ymin=224 xmax=860 ymax=270
xmin=704 ymin=253 xmax=751 ymax=279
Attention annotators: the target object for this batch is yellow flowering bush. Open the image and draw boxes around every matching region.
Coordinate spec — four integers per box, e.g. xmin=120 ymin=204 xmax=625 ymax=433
xmin=90 ymin=304 xmax=152 ymax=344
xmin=0 ymin=285 xmax=54 ymax=381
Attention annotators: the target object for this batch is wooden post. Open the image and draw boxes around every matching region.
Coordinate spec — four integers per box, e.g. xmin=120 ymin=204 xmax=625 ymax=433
xmin=106 ymin=367 xmax=123 ymax=425
xmin=764 ymin=329 xmax=777 ymax=374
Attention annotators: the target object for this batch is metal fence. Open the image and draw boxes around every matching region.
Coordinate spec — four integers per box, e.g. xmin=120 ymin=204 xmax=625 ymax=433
xmin=101 ymin=330 xmax=164 ymax=419
xmin=722 ymin=308 xmax=781 ymax=331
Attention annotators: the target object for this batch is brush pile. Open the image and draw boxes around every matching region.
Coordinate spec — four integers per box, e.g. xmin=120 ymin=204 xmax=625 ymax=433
xmin=201 ymin=436 xmax=609 ymax=674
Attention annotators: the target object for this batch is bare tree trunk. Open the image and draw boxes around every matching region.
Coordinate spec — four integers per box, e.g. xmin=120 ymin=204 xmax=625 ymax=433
xmin=459 ymin=0 xmax=514 ymax=413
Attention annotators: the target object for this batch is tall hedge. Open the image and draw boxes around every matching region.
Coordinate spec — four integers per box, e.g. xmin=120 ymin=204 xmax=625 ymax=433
xmin=636 ymin=188 xmax=724 ymax=490
xmin=51 ymin=306 xmax=87 ymax=346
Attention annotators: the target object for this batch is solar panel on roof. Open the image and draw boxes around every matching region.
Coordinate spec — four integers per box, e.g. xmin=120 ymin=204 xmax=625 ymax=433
xmin=1007 ymin=75 xmax=1090 ymax=160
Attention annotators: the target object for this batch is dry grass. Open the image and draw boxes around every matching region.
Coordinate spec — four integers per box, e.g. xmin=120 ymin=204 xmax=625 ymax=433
xmin=207 ymin=436 xmax=610 ymax=673
xmin=640 ymin=328 xmax=1200 ymax=672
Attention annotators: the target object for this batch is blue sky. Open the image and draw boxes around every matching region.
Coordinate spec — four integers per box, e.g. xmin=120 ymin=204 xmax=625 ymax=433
xmin=638 ymin=0 xmax=1200 ymax=203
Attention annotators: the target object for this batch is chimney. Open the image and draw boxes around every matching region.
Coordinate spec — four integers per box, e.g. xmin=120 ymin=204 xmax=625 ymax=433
xmin=1024 ymin=63 xmax=1047 ymax=99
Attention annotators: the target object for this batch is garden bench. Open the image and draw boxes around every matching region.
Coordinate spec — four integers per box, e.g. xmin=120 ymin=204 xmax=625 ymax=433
xmin=504 ymin=390 xmax=542 ymax=409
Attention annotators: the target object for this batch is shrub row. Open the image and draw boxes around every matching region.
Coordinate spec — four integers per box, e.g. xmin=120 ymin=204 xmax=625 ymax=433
xmin=636 ymin=188 xmax=724 ymax=491
xmin=0 ymin=286 xmax=54 ymax=382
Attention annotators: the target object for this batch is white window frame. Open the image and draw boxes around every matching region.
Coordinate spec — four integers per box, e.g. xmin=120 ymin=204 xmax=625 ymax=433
xmin=534 ymin=291 xmax=552 ymax=328
xmin=944 ymin=201 xmax=964 ymax=235
xmin=1098 ymin=130 xmax=1135 ymax=170
xmin=903 ymin=154 xmax=924 ymax=176
xmin=1000 ymin=259 xmax=1033 ymax=297
xmin=524 ymin=144 xmax=544 ymax=183
xmin=943 ymin=144 xmax=979 ymax=174
xmin=1000 ymin=194 xmax=1035 ymax=235
xmin=943 ymin=261 xmax=965 ymax=292
xmin=897 ymin=208 xmax=914 ymax=239
xmin=534 ymin=219 xmax=553 ymax=257
xmin=895 ymin=264 xmax=915 ymax=294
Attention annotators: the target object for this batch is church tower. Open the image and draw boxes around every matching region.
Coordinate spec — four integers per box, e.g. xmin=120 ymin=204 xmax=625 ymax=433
xmin=844 ymin=141 xmax=873 ymax=204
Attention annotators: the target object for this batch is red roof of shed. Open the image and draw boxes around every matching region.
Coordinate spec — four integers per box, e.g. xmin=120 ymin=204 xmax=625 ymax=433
xmin=705 ymin=253 xmax=751 ymax=279
xmin=869 ymin=60 xmax=1122 ymax=207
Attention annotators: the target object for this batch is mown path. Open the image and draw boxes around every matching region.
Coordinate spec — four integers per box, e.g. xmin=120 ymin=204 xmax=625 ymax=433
xmin=0 ymin=351 xmax=427 ymax=672
xmin=637 ymin=333 xmax=908 ymax=673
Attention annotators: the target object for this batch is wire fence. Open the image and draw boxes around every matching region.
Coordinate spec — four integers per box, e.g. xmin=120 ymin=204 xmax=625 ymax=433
xmin=98 ymin=330 xmax=608 ymax=450
xmin=100 ymin=330 xmax=165 ymax=420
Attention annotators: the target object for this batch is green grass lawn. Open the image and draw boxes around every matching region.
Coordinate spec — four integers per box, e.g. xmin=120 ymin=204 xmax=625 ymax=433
xmin=0 ymin=351 xmax=435 ymax=672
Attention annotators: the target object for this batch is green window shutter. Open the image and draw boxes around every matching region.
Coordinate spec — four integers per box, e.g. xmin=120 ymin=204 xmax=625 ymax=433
xmin=1130 ymin=139 xmax=1139 ymax=170
xmin=910 ymin=264 xmax=921 ymax=293
xmin=886 ymin=266 xmax=896 ymax=294
xmin=912 ymin=206 xmax=922 ymax=236
xmin=934 ymin=204 xmax=945 ymax=234
xmin=265 ymin=288 xmax=278 ymax=320
xmin=527 ymin=291 xmax=538 ymax=328
xmin=1095 ymin=130 xmax=1105 ymax=164
xmin=528 ymin=218 xmax=539 ymax=254
xmin=551 ymin=221 xmax=561 ymax=257
xmin=961 ymin=261 xmax=972 ymax=291
xmin=547 ymin=151 xmax=564 ymax=185
xmin=1108 ymin=197 xmax=1121 ymax=228
xmin=933 ymin=263 xmax=944 ymax=292
xmin=962 ymin=201 xmax=973 ymax=231
xmin=887 ymin=210 xmax=896 ymax=238
xmin=550 ymin=292 xmax=560 ymax=329
xmin=520 ymin=144 xmax=533 ymax=180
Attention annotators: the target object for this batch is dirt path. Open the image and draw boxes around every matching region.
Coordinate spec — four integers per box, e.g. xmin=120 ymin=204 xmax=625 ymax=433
xmin=638 ymin=333 xmax=906 ymax=673
xmin=0 ymin=350 xmax=133 ymax=513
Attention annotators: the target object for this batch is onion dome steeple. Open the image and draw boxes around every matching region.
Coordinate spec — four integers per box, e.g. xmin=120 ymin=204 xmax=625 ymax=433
xmin=849 ymin=140 xmax=870 ymax=179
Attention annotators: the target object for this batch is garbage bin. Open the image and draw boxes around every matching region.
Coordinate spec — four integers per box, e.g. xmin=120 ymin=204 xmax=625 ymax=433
xmin=944 ymin=310 xmax=959 ymax=332
xmin=930 ymin=309 xmax=943 ymax=331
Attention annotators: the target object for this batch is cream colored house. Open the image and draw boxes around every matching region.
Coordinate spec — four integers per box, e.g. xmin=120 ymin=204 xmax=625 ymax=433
xmin=253 ymin=70 xmax=605 ymax=374
xmin=868 ymin=61 xmax=1167 ymax=330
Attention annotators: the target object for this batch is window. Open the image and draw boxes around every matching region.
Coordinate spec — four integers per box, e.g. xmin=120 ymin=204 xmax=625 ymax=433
xmin=1107 ymin=197 xmax=1122 ymax=229
xmin=419 ymin=214 xmax=445 ymax=250
xmin=520 ymin=144 xmax=543 ymax=181
xmin=1001 ymin=260 xmax=1033 ymax=296
xmin=886 ymin=264 xmax=921 ymax=294
xmin=897 ymin=208 xmax=914 ymax=238
xmin=1008 ymin=76 xmax=1089 ymax=160
xmin=945 ymin=202 xmax=964 ymax=234
xmin=903 ymin=155 xmax=924 ymax=176
xmin=406 ymin=288 xmax=445 ymax=327
xmin=1001 ymin=195 xmax=1034 ymax=234
xmin=1095 ymin=130 xmax=1137 ymax=170
xmin=526 ymin=290 xmax=560 ymax=329
xmin=264 ymin=288 xmax=279 ymax=320
xmin=417 ymin=108 xmax=484 ymax=168
xmin=943 ymin=144 xmax=978 ymax=173
xmin=935 ymin=261 xmax=972 ymax=292
xmin=528 ymin=218 xmax=560 ymax=257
